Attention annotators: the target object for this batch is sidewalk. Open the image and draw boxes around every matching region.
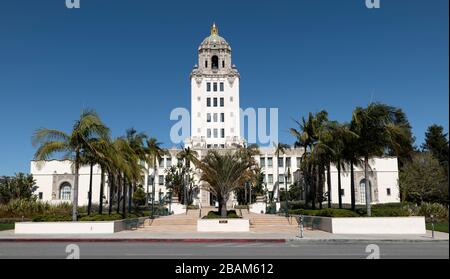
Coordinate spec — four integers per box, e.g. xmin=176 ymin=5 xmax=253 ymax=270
xmin=0 ymin=229 xmax=448 ymax=243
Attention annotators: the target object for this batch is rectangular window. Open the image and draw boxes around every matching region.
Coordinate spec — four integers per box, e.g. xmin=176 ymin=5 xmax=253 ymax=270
xmin=220 ymin=82 xmax=224 ymax=91
xmin=213 ymin=113 xmax=218 ymax=122
xmin=278 ymin=157 xmax=284 ymax=168
xmin=213 ymin=98 xmax=218 ymax=107
xmin=287 ymin=174 xmax=292 ymax=184
xmin=220 ymin=97 xmax=224 ymax=107
xmin=278 ymin=174 xmax=284 ymax=184
xmin=221 ymin=128 xmax=225 ymax=138
xmin=207 ymin=98 xmax=211 ymax=107
xmin=205 ymin=61 xmax=208 ymax=68
xmin=387 ymin=188 xmax=391 ymax=196
xmin=296 ymin=157 xmax=302 ymax=168
xmin=38 ymin=192 xmax=43 ymax=200
xmin=220 ymin=113 xmax=225 ymax=122
xmin=213 ymin=129 xmax=218 ymax=138
xmin=159 ymin=158 xmax=164 ymax=168
xmin=286 ymin=157 xmax=291 ymax=168
xmin=340 ymin=189 xmax=345 ymax=196
xmin=206 ymin=82 xmax=211 ymax=92
xmin=158 ymin=175 xmax=164 ymax=186
xmin=166 ymin=157 xmax=172 ymax=167
xmin=260 ymin=157 xmax=265 ymax=167
xmin=268 ymin=157 xmax=273 ymax=167
xmin=268 ymin=174 xmax=273 ymax=184
xmin=213 ymin=82 xmax=217 ymax=92
xmin=207 ymin=113 xmax=211 ymax=122
xmin=207 ymin=129 xmax=211 ymax=138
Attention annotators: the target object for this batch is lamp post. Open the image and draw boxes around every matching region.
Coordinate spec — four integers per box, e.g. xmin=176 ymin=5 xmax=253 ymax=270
xmin=284 ymin=167 xmax=290 ymax=217
xmin=151 ymin=174 xmax=155 ymax=219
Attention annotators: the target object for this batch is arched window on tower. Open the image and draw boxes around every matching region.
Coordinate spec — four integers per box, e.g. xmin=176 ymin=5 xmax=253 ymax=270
xmin=59 ymin=182 xmax=72 ymax=200
xmin=212 ymin=56 xmax=219 ymax=69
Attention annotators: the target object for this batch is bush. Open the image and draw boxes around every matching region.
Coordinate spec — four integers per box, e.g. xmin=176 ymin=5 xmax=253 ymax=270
xmin=413 ymin=202 xmax=449 ymax=222
xmin=32 ymin=214 xmax=72 ymax=222
xmin=289 ymin=208 xmax=359 ymax=217
xmin=0 ymin=199 xmax=71 ymax=218
xmin=78 ymin=213 xmax=134 ymax=221
xmin=205 ymin=210 xmax=240 ymax=219
xmin=288 ymin=201 xmax=306 ymax=210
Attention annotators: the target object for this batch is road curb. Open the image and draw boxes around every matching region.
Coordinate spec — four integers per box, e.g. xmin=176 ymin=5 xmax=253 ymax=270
xmin=0 ymin=238 xmax=287 ymax=243
xmin=287 ymin=238 xmax=450 ymax=243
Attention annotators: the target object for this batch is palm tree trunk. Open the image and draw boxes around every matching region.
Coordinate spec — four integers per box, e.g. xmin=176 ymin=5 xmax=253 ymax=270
xmin=326 ymin=162 xmax=332 ymax=208
xmin=116 ymin=175 xmax=122 ymax=214
xmin=311 ymin=165 xmax=316 ymax=210
xmin=318 ymin=165 xmax=323 ymax=210
xmin=99 ymin=168 xmax=105 ymax=215
xmin=87 ymin=162 xmax=94 ymax=215
xmin=108 ymin=173 xmax=114 ymax=215
xmin=350 ymin=161 xmax=356 ymax=211
xmin=128 ymin=183 xmax=133 ymax=213
xmin=337 ymin=160 xmax=342 ymax=209
xmin=122 ymin=176 xmax=127 ymax=216
xmin=221 ymin=196 xmax=228 ymax=218
xmin=364 ymin=156 xmax=371 ymax=216
xmin=72 ymin=151 xmax=80 ymax=221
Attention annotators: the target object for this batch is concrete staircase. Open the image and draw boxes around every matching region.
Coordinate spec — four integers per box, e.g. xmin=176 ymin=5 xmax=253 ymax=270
xmin=139 ymin=209 xmax=199 ymax=233
xmin=241 ymin=210 xmax=300 ymax=233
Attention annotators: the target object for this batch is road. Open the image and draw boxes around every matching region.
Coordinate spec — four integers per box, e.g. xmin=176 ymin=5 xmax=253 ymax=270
xmin=0 ymin=241 xmax=448 ymax=259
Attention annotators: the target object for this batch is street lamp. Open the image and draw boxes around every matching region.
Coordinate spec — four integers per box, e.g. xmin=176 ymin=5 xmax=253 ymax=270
xmin=150 ymin=174 xmax=155 ymax=219
xmin=284 ymin=167 xmax=291 ymax=217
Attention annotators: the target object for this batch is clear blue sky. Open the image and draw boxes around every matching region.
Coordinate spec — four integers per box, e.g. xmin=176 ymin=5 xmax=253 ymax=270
xmin=0 ymin=0 xmax=448 ymax=175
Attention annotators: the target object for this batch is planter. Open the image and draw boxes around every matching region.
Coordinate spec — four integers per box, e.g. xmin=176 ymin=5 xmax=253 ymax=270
xmin=15 ymin=217 xmax=148 ymax=234
xmin=197 ymin=219 xmax=249 ymax=232
xmin=302 ymin=216 xmax=426 ymax=234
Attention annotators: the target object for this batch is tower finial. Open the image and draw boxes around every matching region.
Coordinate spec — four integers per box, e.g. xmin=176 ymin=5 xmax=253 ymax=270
xmin=211 ymin=22 xmax=218 ymax=35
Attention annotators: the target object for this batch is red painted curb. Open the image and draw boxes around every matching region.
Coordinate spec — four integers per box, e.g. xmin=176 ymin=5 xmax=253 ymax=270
xmin=0 ymin=238 xmax=286 ymax=243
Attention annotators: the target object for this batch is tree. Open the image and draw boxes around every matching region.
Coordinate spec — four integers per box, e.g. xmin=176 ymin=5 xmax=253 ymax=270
xmin=351 ymin=103 xmax=413 ymax=216
xmin=132 ymin=185 xmax=147 ymax=210
xmin=273 ymin=142 xmax=290 ymax=202
xmin=422 ymin=124 xmax=449 ymax=173
xmin=197 ymin=150 xmax=257 ymax=217
xmin=146 ymin=138 xmax=167 ymax=217
xmin=0 ymin=173 xmax=37 ymax=204
xmin=400 ymin=152 xmax=448 ymax=205
xmin=32 ymin=109 xmax=109 ymax=221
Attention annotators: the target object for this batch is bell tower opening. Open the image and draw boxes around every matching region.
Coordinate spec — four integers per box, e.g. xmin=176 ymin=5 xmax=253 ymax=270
xmin=212 ymin=55 xmax=219 ymax=69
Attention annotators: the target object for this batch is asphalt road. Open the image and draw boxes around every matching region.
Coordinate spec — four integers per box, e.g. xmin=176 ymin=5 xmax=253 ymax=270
xmin=0 ymin=241 xmax=448 ymax=259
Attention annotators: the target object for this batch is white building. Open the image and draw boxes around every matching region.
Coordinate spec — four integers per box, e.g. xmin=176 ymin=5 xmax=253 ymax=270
xmin=30 ymin=24 xmax=400 ymax=208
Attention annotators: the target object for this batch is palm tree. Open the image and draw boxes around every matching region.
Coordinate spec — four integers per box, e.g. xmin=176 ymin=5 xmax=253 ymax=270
xmin=351 ymin=103 xmax=412 ymax=216
xmin=32 ymin=109 xmax=109 ymax=221
xmin=273 ymin=142 xmax=290 ymax=202
xmin=197 ymin=151 xmax=257 ymax=217
xmin=146 ymin=138 xmax=167 ymax=217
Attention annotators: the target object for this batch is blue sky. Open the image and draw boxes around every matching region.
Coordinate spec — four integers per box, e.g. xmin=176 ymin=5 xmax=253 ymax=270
xmin=0 ymin=0 xmax=448 ymax=175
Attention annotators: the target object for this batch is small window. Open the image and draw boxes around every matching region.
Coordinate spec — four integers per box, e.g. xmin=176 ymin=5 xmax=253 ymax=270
xmin=221 ymin=128 xmax=225 ymax=138
xmin=59 ymin=182 xmax=71 ymax=200
xmin=207 ymin=129 xmax=211 ymax=138
xmin=278 ymin=175 xmax=284 ymax=184
xmin=212 ymin=55 xmax=219 ymax=69
xmin=207 ymin=113 xmax=211 ymax=122
xmin=220 ymin=113 xmax=225 ymax=122
xmin=220 ymin=82 xmax=224 ymax=91
xmin=340 ymin=189 xmax=345 ymax=196
xmin=222 ymin=60 xmax=225 ymax=68
xmin=286 ymin=157 xmax=291 ymax=168
xmin=387 ymin=188 xmax=391 ymax=196
xmin=213 ymin=98 xmax=218 ymax=107
xmin=205 ymin=60 xmax=208 ymax=68
xmin=268 ymin=174 xmax=273 ymax=184
xmin=296 ymin=157 xmax=302 ymax=168
xmin=267 ymin=157 xmax=273 ymax=167
xmin=38 ymin=192 xmax=43 ymax=200
xmin=213 ymin=129 xmax=218 ymax=138
xmin=207 ymin=98 xmax=211 ymax=107
xmin=166 ymin=158 xmax=172 ymax=167
xmin=278 ymin=157 xmax=284 ymax=168
xmin=230 ymin=96 xmax=233 ymax=102
xmin=206 ymin=82 xmax=211 ymax=92
xmin=260 ymin=157 xmax=266 ymax=167
xmin=220 ymin=97 xmax=224 ymax=107
xmin=158 ymin=175 xmax=164 ymax=186
xmin=213 ymin=82 xmax=218 ymax=92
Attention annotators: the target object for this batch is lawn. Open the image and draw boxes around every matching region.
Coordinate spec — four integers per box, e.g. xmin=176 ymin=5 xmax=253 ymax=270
xmin=426 ymin=222 xmax=449 ymax=233
xmin=0 ymin=223 xmax=14 ymax=231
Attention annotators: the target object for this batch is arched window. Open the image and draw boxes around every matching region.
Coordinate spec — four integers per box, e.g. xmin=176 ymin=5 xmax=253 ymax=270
xmin=59 ymin=182 xmax=72 ymax=200
xmin=212 ymin=55 xmax=219 ymax=69
xmin=359 ymin=179 xmax=371 ymax=203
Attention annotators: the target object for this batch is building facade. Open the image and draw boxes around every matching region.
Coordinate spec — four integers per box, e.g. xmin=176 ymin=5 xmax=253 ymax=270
xmin=30 ymin=24 xmax=400 ymax=208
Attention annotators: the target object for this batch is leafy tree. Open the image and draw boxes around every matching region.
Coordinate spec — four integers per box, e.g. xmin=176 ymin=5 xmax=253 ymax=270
xmin=400 ymin=152 xmax=448 ymax=205
xmin=132 ymin=185 xmax=147 ymax=210
xmin=422 ymin=124 xmax=449 ymax=173
xmin=0 ymin=173 xmax=37 ymax=203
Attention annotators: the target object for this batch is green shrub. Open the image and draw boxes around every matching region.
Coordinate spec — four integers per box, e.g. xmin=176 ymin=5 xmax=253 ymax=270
xmin=289 ymin=201 xmax=306 ymax=210
xmin=32 ymin=214 xmax=72 ymax=222
xmin=0 ymin=199 xmax=71 ymax=218
xmin=413 ymin=202 xmax=449 ymax=222
xmin=289 ymin=208 xmax=359 ymax=217
xmin=205 ymin=210 xmax=240 ymax=219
